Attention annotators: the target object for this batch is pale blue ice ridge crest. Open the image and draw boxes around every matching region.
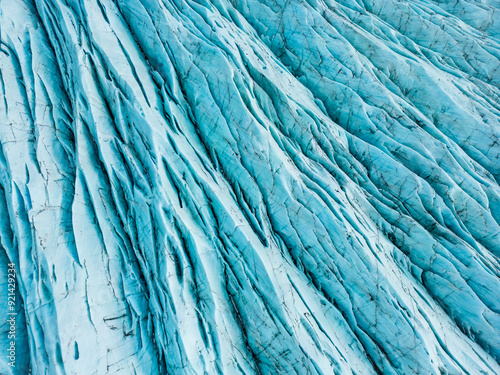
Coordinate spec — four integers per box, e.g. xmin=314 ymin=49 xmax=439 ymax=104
xmin=0 ymin=0 xmax=499 ymax=374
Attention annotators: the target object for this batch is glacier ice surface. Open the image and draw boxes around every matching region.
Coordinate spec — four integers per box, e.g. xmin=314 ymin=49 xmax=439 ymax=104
xmin=0 ymin=0 xmax=500 ymax=373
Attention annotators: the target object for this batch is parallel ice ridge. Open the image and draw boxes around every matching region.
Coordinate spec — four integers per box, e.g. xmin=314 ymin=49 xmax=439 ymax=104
xmin=0 ymin=0 xmax=499 ymax=374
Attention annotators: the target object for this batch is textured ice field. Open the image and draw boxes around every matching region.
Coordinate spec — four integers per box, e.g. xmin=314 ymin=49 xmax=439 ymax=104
xmin=0 ymin=0 xmax=500 ymax=373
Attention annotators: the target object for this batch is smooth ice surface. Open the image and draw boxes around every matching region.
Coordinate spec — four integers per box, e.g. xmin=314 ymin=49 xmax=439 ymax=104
xmin=0 ymin=0 xmax=499 ymax=374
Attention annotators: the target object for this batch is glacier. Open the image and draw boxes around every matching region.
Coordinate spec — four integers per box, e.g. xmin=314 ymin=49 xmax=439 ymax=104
xmin=0 ymin=0 xmax=500 ymax=373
